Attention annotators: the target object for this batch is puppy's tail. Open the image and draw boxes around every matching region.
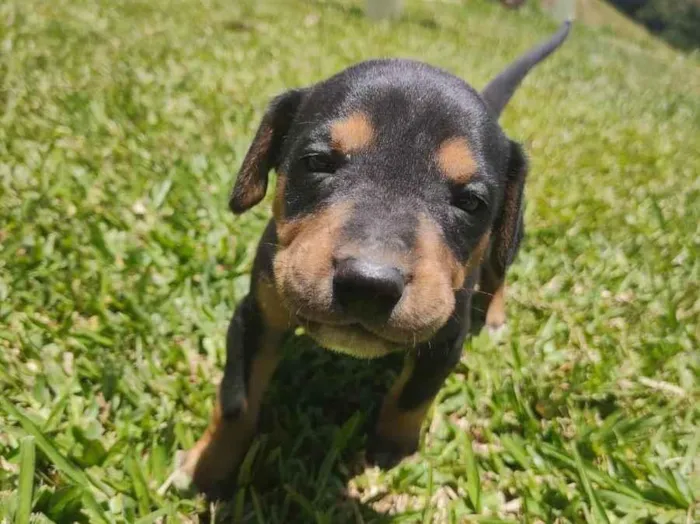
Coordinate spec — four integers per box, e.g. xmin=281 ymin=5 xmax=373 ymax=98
xmin=481 ymin=20 xmax=572 ymax=117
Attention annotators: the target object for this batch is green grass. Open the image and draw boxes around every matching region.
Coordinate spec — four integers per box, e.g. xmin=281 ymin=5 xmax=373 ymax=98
xmin=1 ymin=0 xmax=698 ymax=522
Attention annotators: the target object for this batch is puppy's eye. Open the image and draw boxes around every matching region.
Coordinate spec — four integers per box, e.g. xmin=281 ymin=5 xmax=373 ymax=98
xmin=454 ymin=192 xmax=484 ymax=214
xmin=302 ymin=153 xmax=339 ymax=174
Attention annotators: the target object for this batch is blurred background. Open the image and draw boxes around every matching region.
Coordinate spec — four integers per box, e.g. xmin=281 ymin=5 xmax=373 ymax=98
xmin=0 ymin=1 xmax=697 ymax=523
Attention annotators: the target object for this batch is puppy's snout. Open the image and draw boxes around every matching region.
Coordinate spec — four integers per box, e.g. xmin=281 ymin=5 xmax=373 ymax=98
xmin=333 ymin=257 xmax=405 ymax=318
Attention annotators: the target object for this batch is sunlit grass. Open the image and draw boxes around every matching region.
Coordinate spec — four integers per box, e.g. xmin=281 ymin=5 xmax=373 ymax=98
xmin=1 ymin=0 xmax=698 ymax=522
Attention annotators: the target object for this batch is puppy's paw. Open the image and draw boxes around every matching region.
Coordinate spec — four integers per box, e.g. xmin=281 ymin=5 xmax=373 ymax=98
xmin=159 ymin=447 xmax=231 ymax=499
xmin=163 ymin=429 xmax=242 ymax=499
xmin=157 ymin=450 xmax=195 ymax=497
xmin=484 ymin=287 xmax=506 ymax=336
xmin=486 ymin=321 xmax=508 ymax=339
xmin=365 ymin=432 xmax=418 ymax=470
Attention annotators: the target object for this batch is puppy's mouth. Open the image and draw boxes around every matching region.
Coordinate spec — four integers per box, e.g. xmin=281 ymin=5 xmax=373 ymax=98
xmin=300 ymin=317 xmax=406 ymax=359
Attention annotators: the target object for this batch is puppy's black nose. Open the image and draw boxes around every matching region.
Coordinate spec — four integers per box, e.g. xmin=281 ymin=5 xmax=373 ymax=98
xmin=333 ymin=257 xmax=405 ymax=317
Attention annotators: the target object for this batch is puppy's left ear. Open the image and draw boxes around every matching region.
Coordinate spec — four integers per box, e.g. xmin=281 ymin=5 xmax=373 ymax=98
xmin=491 ymin=140 xmax=528 ymax=274
xmin=229 ymin=89 xmax=307 ymax=214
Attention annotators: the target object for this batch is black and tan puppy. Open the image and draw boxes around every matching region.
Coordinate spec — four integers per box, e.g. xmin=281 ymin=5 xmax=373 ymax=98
xmin=181 ymin=22 xmax=571 ymax=493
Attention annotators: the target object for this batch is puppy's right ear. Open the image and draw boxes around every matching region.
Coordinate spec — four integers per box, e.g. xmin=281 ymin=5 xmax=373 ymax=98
xmin=229 ymin=89 xmax=307 ymax=214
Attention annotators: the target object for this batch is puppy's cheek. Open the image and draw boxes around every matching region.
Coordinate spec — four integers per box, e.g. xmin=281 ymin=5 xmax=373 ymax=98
xmin=274 ymin=203 xmax=350 ymax=320
xmin=273 ymin=247 xmax=305 ymax=317
xmin=274 ymin=239 xmax=335 ymax=320
xmin=256 ymin=277 xmax=293 ymax=330
xmin=386 ymin=214 xmax=459 ymax=336
xmin=276 ymin=222 xmax=301 ymax=248
xmin=385 ymin=256 xmax=456 ymax=337
xmin=292 ymin=268 xmax=330 ymax=314
xmin=272 ymin=249 xmax=291 ymax=302
xmin=390 ymin=275 xmax=455 ymax=335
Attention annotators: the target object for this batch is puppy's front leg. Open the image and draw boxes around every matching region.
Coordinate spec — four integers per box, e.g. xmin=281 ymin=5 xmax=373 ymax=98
xmin=478 ymin=261 xmax=507 ymax=333
xmin=367 ymin=322 xmax=466 ymax=468
xmin=181 ymin=293 xmax=285 ymax=495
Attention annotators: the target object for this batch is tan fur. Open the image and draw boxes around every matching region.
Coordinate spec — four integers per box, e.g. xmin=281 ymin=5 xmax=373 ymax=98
xmin=382 ymin=214 xmax=459 ymax=342
xmin=276 ymin=208 xmax=464 ymax=348
xmin=436 ymin=137 xmax=477 ymax=184
xmin=274 ymin=208 xmax=484 ymax=353
xmin=181 ymin=333 xmax=282 ymax=491
xmin=274 ymin=203 xmax=352 ymax=322
xmin=375 ymin=357 xmax=432 ymax=452
xmin=485 ymin=282 xmax=506 ymax=328
xmin=330 ymin=112 xmax=374 ymax=154
xmin=255 ymin=277 xmax=293 ymax=331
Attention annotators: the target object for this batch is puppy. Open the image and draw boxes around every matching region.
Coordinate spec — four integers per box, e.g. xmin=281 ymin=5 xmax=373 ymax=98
xmin=180 ymin=22 xmax=571 ymax=494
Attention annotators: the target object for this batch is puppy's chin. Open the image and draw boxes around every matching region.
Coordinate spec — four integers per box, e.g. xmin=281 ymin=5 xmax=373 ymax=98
xmin=305 ymin=322 xmax=405 ymax=359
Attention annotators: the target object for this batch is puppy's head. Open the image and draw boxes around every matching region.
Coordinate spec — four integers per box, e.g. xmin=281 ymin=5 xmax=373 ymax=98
xmin=230 ymin=25 xmax=570 ymax=358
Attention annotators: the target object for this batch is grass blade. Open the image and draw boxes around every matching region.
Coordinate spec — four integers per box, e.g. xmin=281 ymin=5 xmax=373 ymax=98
xmin=283 ymin=485 xmax=318 ymax=521
xmin=538 ymin=443 xmax=645 ymax=501
xmin=80 ymin=492 xmax=110 ymax=524
xmin=233 ymin=487 xmax=246 ymax=524
xmin=459 ymin=431 xmax=481 ymax=513
xmin=0 ymin=399 xmax=108 ymax=521
xmin=17 ymin=436 xmax=36 ymax=524
xmin=572 ymin=445 xmax=611 ymax=524
xmin=125 ymin=454 xmax=151 ymax=517
xmin=501 ymin=433 xmax=531 ymax=470
xmin=134 ymin=508 xmax=169 ymax=524
xmin=250 ymin=488 xmax=266 ymax=524
xmin=0 ymin=399 xmax=89 ymax=488
xmin=422 ymin=464 xmax=434 ymax=524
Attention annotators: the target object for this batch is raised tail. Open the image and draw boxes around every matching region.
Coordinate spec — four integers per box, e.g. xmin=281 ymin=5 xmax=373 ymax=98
xmin=481 ymin=21 xmax=572 ymax=117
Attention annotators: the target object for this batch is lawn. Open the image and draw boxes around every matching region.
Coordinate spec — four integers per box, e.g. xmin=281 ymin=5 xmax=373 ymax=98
xmin=0 ymin=0 xmax=698 ymax=522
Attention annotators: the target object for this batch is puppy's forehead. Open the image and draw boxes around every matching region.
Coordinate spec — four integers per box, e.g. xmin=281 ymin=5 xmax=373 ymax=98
xmin=329 ymin=112 xmax=375 ymax=154
xmin=296 ymin=59 xmax=507 ymax=175
xmin=318 ymin=85 xmax=481 ymax=149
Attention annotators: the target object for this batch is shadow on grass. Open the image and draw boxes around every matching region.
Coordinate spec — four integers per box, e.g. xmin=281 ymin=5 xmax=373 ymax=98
xmin=203 ymin=336 xmax=404 ymax=523
xmin=197 ymin=301 xmax=494 ymax=522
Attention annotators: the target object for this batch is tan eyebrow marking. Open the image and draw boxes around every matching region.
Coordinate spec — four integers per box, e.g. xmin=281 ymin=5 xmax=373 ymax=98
xmin=330 ymin=112 xmax=374 ymax=153
xmin=436 ymin=137 xmax=478 ymax=183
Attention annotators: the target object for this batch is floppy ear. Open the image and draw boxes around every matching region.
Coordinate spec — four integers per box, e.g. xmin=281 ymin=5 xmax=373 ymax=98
xmin=229 ymin=89 xmax=307 ymax=214
xmin=471 ymin=140 xmax=528 ymax=332
xmin=491 ymin=140 xmax=528 ymax=274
